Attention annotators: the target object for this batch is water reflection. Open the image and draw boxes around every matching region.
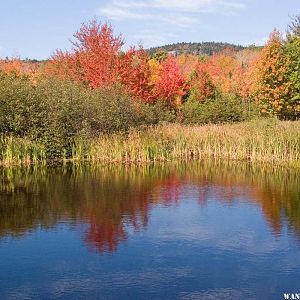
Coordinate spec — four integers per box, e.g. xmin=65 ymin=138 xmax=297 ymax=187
xmin=0 ymin=161 xmax=299 ymax=253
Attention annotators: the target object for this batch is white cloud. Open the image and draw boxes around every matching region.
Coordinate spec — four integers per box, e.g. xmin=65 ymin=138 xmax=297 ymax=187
xmin=99 ymin=0 xmax=247 ymax=47
xmin=99 ymin=0 xmax=246 ymax=23
xmin=133 ymin=29 xmax=178 ymax=47
xmin=242 ymin=36 xmax=268 ymax=46
xmin=152 ymin=0 xmax=245 ymax=12
xmin=101 ymin=5 xmax=149 ymax=20
xmin=253 ymin=36 xmax=268 ymax=46
xmin=163 ymin=14 xmax=199 ymax=28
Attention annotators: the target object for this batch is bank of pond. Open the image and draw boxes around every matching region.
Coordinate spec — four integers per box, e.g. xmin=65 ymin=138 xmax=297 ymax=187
xmin=1 ymin=119 xmax=300 ymax=167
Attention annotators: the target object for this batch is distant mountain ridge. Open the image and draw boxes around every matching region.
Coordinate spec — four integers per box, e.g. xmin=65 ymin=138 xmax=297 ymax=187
xmin=147 ymin=42 xmax=259 ymax=56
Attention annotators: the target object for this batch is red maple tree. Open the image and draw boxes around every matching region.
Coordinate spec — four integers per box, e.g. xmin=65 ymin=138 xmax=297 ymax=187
xmin=156 ymin=57 xmax=186 ymax=106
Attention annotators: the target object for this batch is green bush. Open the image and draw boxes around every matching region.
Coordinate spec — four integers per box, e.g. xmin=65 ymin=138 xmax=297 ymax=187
xmin=182 ymin=94 xmax=258 ymax=125
xmin=0 ymin=71 xmax=264 ymax=162
xmin=88 ymin=86 xmax=175 ymax=133
xmin=0 ymin=74 xmax=163 ymax=159
xmin=137 ymin=101 xmax=177 ymax=125
xmin=0 ymin=72 xmax=36 ymax=135
xmin=88 ymin=84 xmax=144 ymax=134
xmin=33 ymin=79 xmax=91 ymax=158
xmin=284 ymin=36 xmax=300 ymax=119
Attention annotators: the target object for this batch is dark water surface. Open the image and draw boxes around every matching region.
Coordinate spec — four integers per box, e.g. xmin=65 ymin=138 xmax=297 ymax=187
xmin=0 ymin=161 xmax=300 ymax=299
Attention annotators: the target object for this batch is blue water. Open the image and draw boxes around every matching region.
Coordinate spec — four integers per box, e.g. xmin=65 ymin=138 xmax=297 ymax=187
xmin=0 ymin=162 xmax=299 ymax=299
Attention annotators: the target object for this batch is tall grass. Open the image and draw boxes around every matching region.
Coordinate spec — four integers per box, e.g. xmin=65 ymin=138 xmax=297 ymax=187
xmin=0 ymin=136 xmax=46 ymax=166
xmin=87 ymin=119 xmax=300 ymax=166
xmin=0 ymin=119 xmax=299 ymax=166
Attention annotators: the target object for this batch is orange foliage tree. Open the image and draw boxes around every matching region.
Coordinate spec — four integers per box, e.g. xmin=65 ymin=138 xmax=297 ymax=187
xmin=0 ymin=58 xmax=22 ymax=76
xmin=43 ymin=50 xmax=82 ymax=82
xmin=73 ymin=20 xmax=123 ymax=88
xmin=46 ymin=20 xmax=124 ymax=88
xmin=175 ymin=54 xmax=199 ymax=78
xmin=0 ymin=58 xmax=40 ymax=83
xmin=235 ymin=48 xmax=261 ymax=98
xmin=118 ymin=48 xmax=156 ymax=103
xmin=188 ymin=62 xmax=216 ymax=102
xmin=252 ymin=31 xmax=292 ymax=117
xmin=44 ymin=20 xmax=158 ymax=103
xmin=148 ymin=58 xmax=161 ymax=86
xmin=201 ymin=48 xmax=244 ymax=95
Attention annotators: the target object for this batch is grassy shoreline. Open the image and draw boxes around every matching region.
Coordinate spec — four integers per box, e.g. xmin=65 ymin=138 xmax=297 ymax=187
xmin=1 ymin=119 xmax=300 ymax=167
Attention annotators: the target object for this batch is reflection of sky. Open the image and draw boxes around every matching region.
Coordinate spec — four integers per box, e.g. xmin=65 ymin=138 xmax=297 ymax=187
xmin=1 ymin=184 xmax=300 ymax=299
xmin=146 ymin=195 xmax=285 ymax=254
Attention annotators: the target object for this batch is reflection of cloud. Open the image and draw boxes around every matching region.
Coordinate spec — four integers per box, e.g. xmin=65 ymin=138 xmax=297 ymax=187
xmin=156 ymin=225 xmax=286 ymax=254
xmin=149 ymin=201 xmax=288 ymax=255
xmin=3 ymin=287 xmax=36 ymax=300
xmin=7 ymin=266 xmax=192 ymax=298
xmin=180 ymin=288 xmax=245 ymax=300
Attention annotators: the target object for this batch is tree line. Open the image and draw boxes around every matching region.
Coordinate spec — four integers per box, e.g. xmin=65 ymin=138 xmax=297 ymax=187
xmin=0 ymin=16 xmax=299 ymax=159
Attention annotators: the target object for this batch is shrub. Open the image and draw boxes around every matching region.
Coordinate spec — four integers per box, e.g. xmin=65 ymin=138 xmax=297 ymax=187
xmin=89 ymin=84 xmax=145 ymax=134
xmin=182 ymin=94 xmax=257 ymax=125
xmin=0 ymin=74 xmax=90 ymax=158
xmin=284 ymin=36 xmax=300 ymax=119
xmin=0 ymin=73 xmax=167 ymax=160
xmin=138 ymin=101 xmax=177 ymax=125
xmin=0 ymin=72 xmax=36 ymax=135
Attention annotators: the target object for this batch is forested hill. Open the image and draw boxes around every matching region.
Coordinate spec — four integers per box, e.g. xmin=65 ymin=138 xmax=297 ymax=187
xmin=147 ymin=42 xmax=246 ymax=56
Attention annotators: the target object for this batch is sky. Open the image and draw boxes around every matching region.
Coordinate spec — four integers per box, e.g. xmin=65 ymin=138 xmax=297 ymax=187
xmin=0 ymin=0 xmax=299 ymax=59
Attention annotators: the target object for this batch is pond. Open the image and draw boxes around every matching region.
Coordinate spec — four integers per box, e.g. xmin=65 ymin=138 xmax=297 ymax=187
xmin=0 ymin=161 xmax=299 ymax=299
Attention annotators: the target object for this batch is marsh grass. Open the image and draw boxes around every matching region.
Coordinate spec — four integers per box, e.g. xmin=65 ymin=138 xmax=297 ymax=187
xmin=87 ymin=119 xmax=300 ymax=166
xmin=0 ymin=119 xmax=299 ymax=166
xmin=0 ymin=136 xmax=46 ymax=166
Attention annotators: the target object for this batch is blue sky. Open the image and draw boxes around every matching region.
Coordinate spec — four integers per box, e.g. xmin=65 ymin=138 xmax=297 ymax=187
xmin=0 ymin=0 xmax=299 ymax=59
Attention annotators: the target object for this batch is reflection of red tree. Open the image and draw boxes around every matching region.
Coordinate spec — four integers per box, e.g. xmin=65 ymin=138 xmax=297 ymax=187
xmin=197 ymin=186 xmax=209 ymax=207
xmin=83 ymin=191 xmax=151 ymax=253
xmin=159 ymin=176 xmax=181 ymax=206
xmin=85 ymin=216 xmax=127 ymax=253
xmin=80 ymin=169 xmax=297 ymax=253
xmin=251 ymin=191 xmax=283 ymax=235
xmin=81 ymin=173 xmax=190 ymax=253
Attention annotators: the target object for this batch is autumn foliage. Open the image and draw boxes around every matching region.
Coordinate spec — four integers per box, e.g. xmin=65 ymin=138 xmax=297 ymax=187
xmin=118 ymin=47 xmax=156 ymax=103
xmin=251 ymin=31 xmax=293 ymax=118
xmin=42 ymin=20 xmax=189 ymax=106
xmin=0 ymin=58 xmax=39 ymax=80
xmin=2 ymin=18 xmax=300 ymax=120
xmin=155 ymin=57 xmax=186 ymax=106
xmin=44 ymin=21 xmax=123 ymax=87
xmin=0 ymin=58 xmax=22 ymax=75
xmin=188 ymin=63 xmax=216 ymax=102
